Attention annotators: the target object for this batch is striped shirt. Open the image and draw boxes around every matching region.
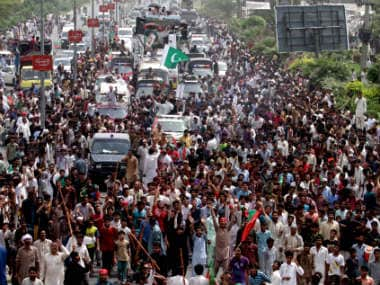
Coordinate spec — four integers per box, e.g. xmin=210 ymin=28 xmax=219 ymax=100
xmin=249 ymin=271 xmax=271 ymax=285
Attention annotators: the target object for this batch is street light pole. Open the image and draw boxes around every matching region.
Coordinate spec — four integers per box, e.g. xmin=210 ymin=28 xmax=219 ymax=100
xmin=40 ymin=0 xmax=46 ymax=130
xmin=103 ymin=0 xmax=105 ymax=43
xmin=91 ymin=0 xmax=95 ymax=57
xmin=360 ymin=1 xmax=370 ymax=69
xmin=73 ymin=0 xmax=78 ymax=81
xmin=115 ymin=1 xmax=118 ymax=26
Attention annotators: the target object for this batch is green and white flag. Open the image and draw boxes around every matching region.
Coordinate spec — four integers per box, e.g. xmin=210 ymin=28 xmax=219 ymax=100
xmin=161 ymin=45 xmax=189 ymax=69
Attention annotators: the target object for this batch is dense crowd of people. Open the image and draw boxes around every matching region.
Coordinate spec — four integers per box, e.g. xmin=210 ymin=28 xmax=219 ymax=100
xmin=0 ymin=2 xmax=379 ymax=285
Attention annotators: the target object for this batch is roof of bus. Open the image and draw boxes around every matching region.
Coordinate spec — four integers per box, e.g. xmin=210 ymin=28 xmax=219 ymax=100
xmin=93 ymin=132 xmax=130 ymax=140
xmin=139 ymin=61 xmax=168 ymax=71
xmin=0 ymin=50 xmax=12 ymax=55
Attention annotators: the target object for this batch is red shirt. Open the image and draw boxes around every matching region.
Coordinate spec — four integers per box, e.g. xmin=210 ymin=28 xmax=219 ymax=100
xmin=91 ymin=213 xmax=104 ymax=229
xmin=99 ymin=226 xmax=118 ymax=251
xmin=153 ymin=205 xmax=168 ymax=233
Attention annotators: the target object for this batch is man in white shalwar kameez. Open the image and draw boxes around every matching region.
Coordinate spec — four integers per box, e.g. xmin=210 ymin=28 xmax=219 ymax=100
xmin=16 ymin=117 xmax=31 ymax=143
xmin=42 ymin=242 xmax=69 ymax=285
xmin=142 ymin=149 xmax=159 ymax=187
xmin=33 ymin=231 xmax=52 ymax=277
xmin=191 ymin=227 xmax=207 ymax=276
xmin=355 ymin=92 xmax=367 ymax=130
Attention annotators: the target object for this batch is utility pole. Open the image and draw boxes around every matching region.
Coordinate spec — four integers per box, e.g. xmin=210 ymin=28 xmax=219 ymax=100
xmin=40 ymin=0 xmax=46 ymax=129
xmin=73 ymin=0 xmax=78 ymax=81
xmin=91 ymin=0 xmax=95 ymax=57
xmin=360 ymin=0 xmax=371 ymax=69
xmin=103 ymin=0 xmax=105 ymax=43
xmin=116 ymin=1 xmax=118 ymax=26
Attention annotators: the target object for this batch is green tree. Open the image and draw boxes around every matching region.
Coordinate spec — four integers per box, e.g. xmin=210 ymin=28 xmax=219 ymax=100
xmin=201 ymin=0 xmax=237 ymax=20
xmin=367 ymin=63 xmax=380 ymax=83
xmin=0 ymin=0 xmax=88 ymax=31
xmin=240 ymin=15 xmax=266 ymax=29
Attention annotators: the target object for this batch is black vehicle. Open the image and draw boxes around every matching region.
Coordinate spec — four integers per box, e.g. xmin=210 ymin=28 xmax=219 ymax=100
xmin=89 ymin=133 xmax=130 ymax=183
xmin=180 ymin=9 xmax=199 ymax=26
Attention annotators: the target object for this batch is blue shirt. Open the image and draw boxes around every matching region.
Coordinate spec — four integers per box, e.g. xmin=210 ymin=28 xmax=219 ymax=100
xmin=229 ymin=256 xmax=249 ymax=284
xmin=0 ymin=246 xmax=6 ymax=285
xmin=256 ymin=230 xmax=272 ymax=252
xmin=286 ymin=172 xmax=294 ymax=184
xmin=133 ymin=208 xmax=147 ymax=230
xmin=352 ymin=243 xmax=367 ymax=267
xmin=249 ymin=271 xmax=271 ymax=285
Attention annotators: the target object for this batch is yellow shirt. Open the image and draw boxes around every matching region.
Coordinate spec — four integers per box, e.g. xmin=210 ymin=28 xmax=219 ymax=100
xmin=85 ymin=226 xmax=98 ymax=249
xmin=180 ymin=135 xmax=192 ymax=148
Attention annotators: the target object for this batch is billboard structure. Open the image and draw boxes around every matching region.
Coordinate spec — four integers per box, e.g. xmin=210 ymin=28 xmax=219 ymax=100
xmin=275 ymin=5 xmax=349 ymax=54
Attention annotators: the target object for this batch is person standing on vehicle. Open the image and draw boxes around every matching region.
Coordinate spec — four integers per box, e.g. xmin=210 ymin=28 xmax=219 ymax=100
xmin=106 ymin=85 xmax=117 ymax=105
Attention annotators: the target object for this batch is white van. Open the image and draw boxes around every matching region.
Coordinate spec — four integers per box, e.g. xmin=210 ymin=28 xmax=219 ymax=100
xmin=138 ymin=60 xmax=169 ymax=86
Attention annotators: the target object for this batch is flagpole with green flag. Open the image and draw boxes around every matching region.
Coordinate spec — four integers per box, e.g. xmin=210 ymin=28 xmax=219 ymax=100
xmin=161 ymin=44 xmax=189 ymax=69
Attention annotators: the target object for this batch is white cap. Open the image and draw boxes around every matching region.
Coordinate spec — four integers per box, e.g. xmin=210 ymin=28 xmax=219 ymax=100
xmin=21 ymin=234 xmax=33 ymax=242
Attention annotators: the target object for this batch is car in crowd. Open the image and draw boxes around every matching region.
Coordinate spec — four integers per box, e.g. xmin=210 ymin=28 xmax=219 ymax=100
xmin=152 ymin=115 xmax=189 ymax=140
xmin=89 ymin=103 xmax=128 ymax=120
xmin=186 ymin=52 xmax=206 ymax=60
xmin=0 ymin=65 xmax=15 ymax=85
xmin=217 ymin=61 xmax=228 ymax=78
xmin=54 ymin=57 xmax=72 ymax=73
xmin=180 ymin=9 xmax=199 ymax=26
xmin=177 ymin=79 xmax=204 ymax=99
xmin=189 ymin=33 xmax=211 ymax=53
xmin=55 ymin=49 xmax=74 ymax=60
xmin=89 ymin=132 xmax=130 ymax=180
xmin=118 ymin=27 xmax=133 ymax=39
xmin=135 ymin=79 xmax=157 ymax=98
xmin=96 ymin=81 xmax=130 ymax=105
xmin=186 ymin=57 xmax=213 ymax=78
xmin=69 ymin=43 xmax=88 ymax=55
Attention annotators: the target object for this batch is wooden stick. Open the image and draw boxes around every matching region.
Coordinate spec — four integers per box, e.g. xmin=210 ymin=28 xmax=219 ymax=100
xmin=57 ymin=184 xmax=73 ymax=236
xmin=114 ymin=160 xmax=120 ymax=178
xmin=129 ymin=230 xmax=160 ymax=271
xmin=179 ymin=248 xmax=186 ymax=285
xmin=134 ymin=223 xmax=145 ymax=264
xmin=179 ymin=248 xmax=184 ymax=276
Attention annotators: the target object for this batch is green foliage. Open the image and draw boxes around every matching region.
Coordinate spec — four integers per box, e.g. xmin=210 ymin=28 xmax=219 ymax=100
xmin=228 ymin=15 xmax=276 ymax=56
xmin=361 ymin=85 xmax=380 ymax=119
xmin=311 ymin=57 xmax=351 ymax=84
xmin=242 ymin=27 xmax=262 ymax=40
xmin=253 ymin=36 xmax=276 ymax=55
xmin=324 ymin=79 xmax=380 ymax=119
xmin=371 ymin=0 xmax=380 ymax=48
xmin=240 ymin=15 xmax=266 ymax=30
xmin=289 ymin=54 xmax=352 ymax=85
xmin=200 ymin=0 xmax=237 ymax=20
xmin=345 ymin=81 xmax=364 ymax=96
xmin=262 ymin=37 xmax=276 ymax=47
xmin=367 ymin=63 xmax=380 ymax=83
xmin=248 ymin=10 xmax=274 ymax=26
xmin=291 ymin=53 xmax=380 ymax=119
xmin=288 ymin=55 xmax=316 ymax=75
xmin=0 ymin=0 xmax=89 ymax=31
